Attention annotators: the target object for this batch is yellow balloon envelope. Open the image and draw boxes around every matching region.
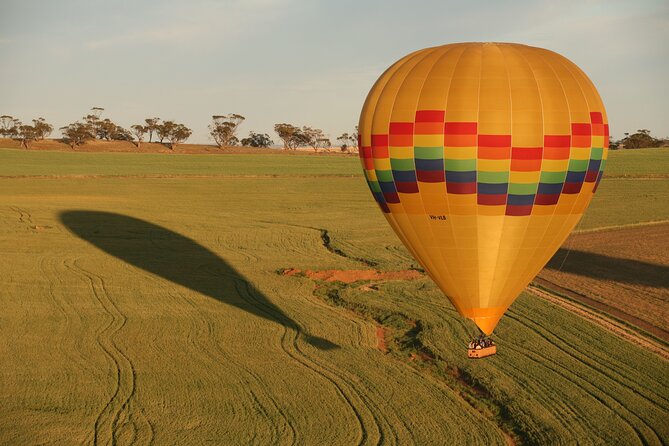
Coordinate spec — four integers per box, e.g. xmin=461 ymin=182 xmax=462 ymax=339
xmin=358 ymin=42 xmax=608 ymax=335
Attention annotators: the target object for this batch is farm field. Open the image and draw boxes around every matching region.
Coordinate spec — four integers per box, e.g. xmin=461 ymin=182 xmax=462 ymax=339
xmin=0 ymin=147 xmax=668 ymax=445
xmin=540 ymin=222 xmax=669 ymax=336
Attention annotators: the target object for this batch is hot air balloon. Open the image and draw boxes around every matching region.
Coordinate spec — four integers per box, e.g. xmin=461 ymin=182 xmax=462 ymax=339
xmin=358 ymin=43 xmax=607 ymax=351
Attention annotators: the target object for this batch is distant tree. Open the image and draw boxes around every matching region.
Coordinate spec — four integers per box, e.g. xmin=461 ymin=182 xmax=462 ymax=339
xmin=156 ymin=120 xmax=174 ymax=144
xmin=620 ymin=129 xmax=661 ymax=149
xmin=110 ymin=123 xmax=133 ymax=141
xmin=0 ymin=115 xmax=20 ymax=138
xmin=241 ymin=132 xmax=273 ymax=148
xmin=83 ymin=113 xmax=102 ymax=138
xmin=131 ymin=124 xmax=147 ymax=148
xmin=144 ymin=117 xmax=160 ymax=142
xmin=31 ymin=118 xmax=53 ymax=140
xmin=274 ymin=123 xmax=311 ymax=150
xmin=60 ymin=122 xmax=94 ymax=149
xmin=209 ymin=114 xmax=245 ymax=148
xmin=315 ymin=137 xmax=331 ymax=151
xmin=91 ymin=107 xmax=104 ymax=118
xmin=274 ymin=123 xmax=299 ymax=150
xmin=302 ymin=127 xmax=329 ymax=152
xmin=165 ymin=122 xmax=191 ymax=149
xmin=17 ymin=124 xmax=38 ymax=148
xmin=337 ymin=132 xmax=357 ymax=151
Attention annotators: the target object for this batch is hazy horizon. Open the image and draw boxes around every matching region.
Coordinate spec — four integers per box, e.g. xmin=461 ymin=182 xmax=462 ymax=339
xmin=1 ymin=0 xmax=667 ymax=144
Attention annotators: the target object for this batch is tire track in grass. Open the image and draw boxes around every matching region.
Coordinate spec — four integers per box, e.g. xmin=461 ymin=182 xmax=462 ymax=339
xmin=505 ymin=310 xmax=664 ymax=445
xmin=511 ymin=300 xmax=669 ymax=408
xmin=408 ymin=284 xmax=665 ymax=445
xmin=286 ymin=275 xmax=420 ymax=442
xmin=122 ymin=265 xmax=296 ymax=443
xmin=65 ymin=259 xmax=154 ymax=446
xmin=9 ymin=206 xmax=37 ymax=232
xmin=144 ymin=232 xmax=297 ymax=445
xmin=528 ymin=284 xmax=669 ymax=360
xmin=419 ymin=300 xmax=590 ymax=443
xmin=217 ymin=225 xmax=409 ymax=442
xmin=232 ymin=277 xmax=388 ymax=445
xmin=491 ymin=336 xmax=613 ymax=444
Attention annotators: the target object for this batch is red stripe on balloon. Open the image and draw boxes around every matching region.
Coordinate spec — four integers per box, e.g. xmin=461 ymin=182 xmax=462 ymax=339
xmin=445 ymin=122 xmax=477 ymax=135
xmin=447 ymin=182 xmax=476 ymax=194
xmin=389 ymin=122 xmax=414 ymax=135
xmin=478 ymin=194 xmax=506 ymax=205
xmin=544 ymin=135 xmax=570 ymax=148
xmin=511 ymin=147 xmax=542 ymax=160
xmin=415 ymin=110 xmax=445 ymax=122
xmin=479 ymin=134 xmax=511 ymax=147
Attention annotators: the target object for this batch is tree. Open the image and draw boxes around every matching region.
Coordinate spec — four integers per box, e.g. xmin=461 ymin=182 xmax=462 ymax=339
xmin=337 ymin=133 xmax=357 ymax=151
xmin=163 ymin=121 xmax=191 ymax=149
xmin=302 ymin=127 xmax=329 ymax=152
xmin=109 ymin=123 xmax=133 ymax=141
xmin=0 ymin=115 xmax=20 ymax=138
xmin=274 ymin=123 xmax=311 ymax=150
xmin=315 ymin=137 xmax=331 ymax=151
xmin=91 ymin=107 xmax=104 ymax=118
xmin=83 ymin=113 xmax=102 ymax=138
xmin=144 ymin=117 xmax=160 ymax=142
xmin=60 ymin=122 xmax=94 ymax=149
xmin=156 ymin=120 xmax=174 ymax=143
xmin=131 ymin=124 xmax=147 ymax=148
xmin=31 ymin=118 xmax=53 ymax=140
xmin=241 ymin=132 xmax=273 ymax=148
xmin=209 ymin=114 xmax=245 ymax=148
xmin=17 ymin=124 xmax=38 ymax=148
xmin=620 ymin=129 xmax=661 ymax=149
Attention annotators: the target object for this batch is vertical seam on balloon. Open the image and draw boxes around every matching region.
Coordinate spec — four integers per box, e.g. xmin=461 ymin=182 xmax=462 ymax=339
xmin=539 ymin=51 xmax=592 ymax=277
xmin=439 ymin=44 xmax=469 ymax=285
xmin=479 ymin=43 xmax=515 ymax=312
xmin=488 ymin=44 xmax=533 ymax=312
xmin=387 ymin=46 xmax=445 ymax=281
xmin=506 ymin=46 xmax=556 ymax=308
xmin=366 ymin=50 xmax=427 ymax=266
xmin=532 ymin=48 xmax=572 ymax=251
xmin=551 ymin=54 xmax=598 ymax=270
xmin=471 ymin=43 xmax=485 ymax=307
xmin=408 ymin=44 xmax=464 ymax=311
xmin=381 ymin=47 xmax=441 ymax=274
xmin=446 ymin=44 xmax=482 ymax=308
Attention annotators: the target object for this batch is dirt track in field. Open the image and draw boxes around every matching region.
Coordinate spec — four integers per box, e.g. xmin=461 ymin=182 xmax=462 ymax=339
xmin=538 ymin=222 xmax=669 ymax=338
xmin=527 ymin=285 xmax=669 ymax=361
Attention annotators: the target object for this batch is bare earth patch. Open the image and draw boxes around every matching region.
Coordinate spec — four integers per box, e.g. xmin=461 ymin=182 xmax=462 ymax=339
xmin=375 ymin=325 xmax=388 ymax=352
xmin=539 ymin=222 xmax=669 ymax=336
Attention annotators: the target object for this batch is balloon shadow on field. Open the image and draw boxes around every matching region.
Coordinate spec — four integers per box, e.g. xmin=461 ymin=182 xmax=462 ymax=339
xmin=59 ymin=210 xmax=338 ymax=351
xmin=547 ymin=248 xmax=669 ymax=289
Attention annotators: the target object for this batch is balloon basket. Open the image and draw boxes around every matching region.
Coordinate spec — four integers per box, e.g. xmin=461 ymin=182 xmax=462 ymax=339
xmin=467 ymin=345 xmax=497 ymax=359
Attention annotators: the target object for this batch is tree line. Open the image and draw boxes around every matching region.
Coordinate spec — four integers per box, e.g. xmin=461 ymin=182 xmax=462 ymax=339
xmin=0 ymin=107 xmax=359 ymax=152
xmin=609 ymin=130 xmax=667 ymax=150
xmin=5 ymin=108 xmax=663 ymax=151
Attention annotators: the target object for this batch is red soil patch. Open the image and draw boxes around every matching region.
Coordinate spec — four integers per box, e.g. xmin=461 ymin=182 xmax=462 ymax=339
xmin=281 ymin=268 xmax=423 ymax=283
xmin=375 ymin=325 xmax=388 ymax=352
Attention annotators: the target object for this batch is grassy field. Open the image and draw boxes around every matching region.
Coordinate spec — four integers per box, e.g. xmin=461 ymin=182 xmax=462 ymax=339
xmin=0 ymin=147 xmax=667 ymax=445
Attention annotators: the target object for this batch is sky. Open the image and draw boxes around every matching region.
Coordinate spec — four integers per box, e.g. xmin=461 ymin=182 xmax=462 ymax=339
xmin=1 ymin=0 xmax=667 ymax=143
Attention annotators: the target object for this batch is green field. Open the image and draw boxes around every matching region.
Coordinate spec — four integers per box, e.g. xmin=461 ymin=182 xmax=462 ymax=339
xmin=1 ymin=147 xmax=668 ymax=445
